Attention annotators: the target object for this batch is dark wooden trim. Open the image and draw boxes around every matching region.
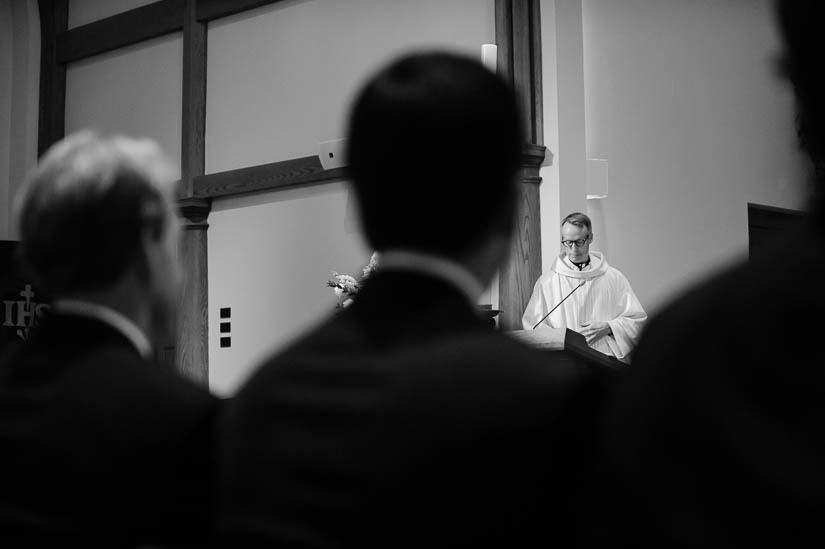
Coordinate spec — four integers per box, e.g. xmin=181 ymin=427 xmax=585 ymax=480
xmin=529 ymin=0 xmax=543 ymax=145
xmin=178 ymin=197 xmax=212 ymax=224
xmin=174 ymin=0 xmax=210 ymax=384
xmin=175 ymin=228 xmax=209 ymax=385
xmin=181 ymin=0 xmax=207 ymax=196
xmin=190 ymin=143 xmax=541 ymax=201
xmin=496 ymin=0 xmax=545 ymax=330
xmin=37 ymin=0 xmax=68 ymax=157
xmin=499 ymin=165 xmax=543 ymax=330
xmin=510 ymin=0 xmax=533 ymax=143
xmin=194 ymin=156 xmax=348 ymax=199
xmin=521 ymin=143 xmax=547 ymax=168
xmin=196 ymin=0 xmax=287 ymax=22
xmin=495 ymin=0 xmax=514 ymax=85
xmin=509 ymin=0 xmax=543 ymax=144
xmin=56 ymin=0 xmax=185 ymax=64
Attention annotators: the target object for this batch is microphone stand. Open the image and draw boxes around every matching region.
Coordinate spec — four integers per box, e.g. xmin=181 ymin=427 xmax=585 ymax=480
xmin=532 ymin=280 xmax=586 ymax=330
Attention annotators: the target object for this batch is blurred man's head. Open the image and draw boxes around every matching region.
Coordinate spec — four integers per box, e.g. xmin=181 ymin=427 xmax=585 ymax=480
xmin=15 ymin=130 xmax=181 ymax=344
xmin=347 ymin=51 xmax=523 ymax=284
xmin=561 ymin=212 xmax=593 ymax=264
xmin=776 ymin=1 xmax=825 ymax=201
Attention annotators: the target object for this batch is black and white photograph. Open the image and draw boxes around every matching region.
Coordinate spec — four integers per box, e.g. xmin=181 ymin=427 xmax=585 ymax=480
xmin=0 ymin=0 xmax=821 ymax=546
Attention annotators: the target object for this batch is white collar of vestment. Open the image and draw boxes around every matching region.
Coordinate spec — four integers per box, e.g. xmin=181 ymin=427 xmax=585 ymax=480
xmin=554 ymin=251 xmax=608 ymax=280
xmin=52 ymin=299 xmax=153 ymax=360
xmin=377 ymin=249 xmax=485 ymax=307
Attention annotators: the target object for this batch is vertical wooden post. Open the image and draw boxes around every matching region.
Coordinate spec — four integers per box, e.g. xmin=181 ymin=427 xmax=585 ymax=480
xmin=37 ymin=0 xmax=68 ymax=157
xmin=496 ymin=0 xmax=546 ymax=331
xmin=176 ymin=198 xmax=210 ymax=384
xmin=176 ymin=0 xmax=210 ymax=384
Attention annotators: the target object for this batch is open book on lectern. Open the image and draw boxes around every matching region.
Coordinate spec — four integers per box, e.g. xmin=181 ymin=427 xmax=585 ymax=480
xmin=561 ymin=329 xmax=622 ymax=372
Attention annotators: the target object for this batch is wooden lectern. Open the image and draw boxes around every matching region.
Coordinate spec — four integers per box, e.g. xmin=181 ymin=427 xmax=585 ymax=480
xmin=509 ymin=327 xmax=621 ymax=372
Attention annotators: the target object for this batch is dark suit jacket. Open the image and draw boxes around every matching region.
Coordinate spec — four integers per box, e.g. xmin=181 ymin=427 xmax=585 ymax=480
xmin=604 ymin=218 xmax=825 ymax=547
xmin=0 ymin=313 xmax=218 ymax=547
xmin=219 ymin=270 xmax=611 ymax=548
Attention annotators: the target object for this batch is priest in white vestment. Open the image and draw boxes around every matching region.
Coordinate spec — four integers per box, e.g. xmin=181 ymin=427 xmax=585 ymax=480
xmin=522 ymin=212 xmax=647 ymax=362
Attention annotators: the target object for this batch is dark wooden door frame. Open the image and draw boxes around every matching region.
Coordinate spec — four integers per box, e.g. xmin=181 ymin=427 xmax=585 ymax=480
xmin=495 ymin=0 xmax=545 ymax=331
xmin=36 ymin=0 xmax=547 ymax=380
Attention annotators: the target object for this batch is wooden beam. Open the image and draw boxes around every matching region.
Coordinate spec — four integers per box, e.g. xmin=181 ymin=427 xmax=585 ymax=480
xmin=495 ymin=0 xmax=514 ymax=85
xmin=176 ymin=198 xmax=211 ymax=385
xmin=181 ymin=0 xmax=207 ymax=196
xmin=529 ymin=0 xmax=543 ymax=145
xmin=192 ymin=145 xmax=544 ymax=202
xmin=496 ymin=0 xmax=545 ymax=331
xmin=522 ymin=143 xmax=547 ymax=168
xmin=194 ymin=156 xmax=348 ymax=199
xmin=37 ymin=0 xmax=68 ymax=157
xmin=196 ymin=0 xmax=287 ymax=22
xmin=174 ymin=0 xmax=210 ymax=384
xmin=499 ymin=161 xmax=543 ymax=330
xmin=56 ymin=0 xmax=185 ymax=64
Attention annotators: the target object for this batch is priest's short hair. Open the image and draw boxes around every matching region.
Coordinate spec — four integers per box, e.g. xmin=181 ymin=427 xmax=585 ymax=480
xmin=561 ymin=212 xmax=592 ymax=233
xmin=346 ymin=51 xmax=523 ymax=256
xmin=15 ymin=130 xmax=177 ymax=296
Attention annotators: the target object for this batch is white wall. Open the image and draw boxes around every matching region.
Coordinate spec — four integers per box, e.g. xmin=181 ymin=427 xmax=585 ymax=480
xmin=207 ymin=182 xmax=368 ymax=395
xmin=0 ymin=0 xmax=40 ymax=240
xmin=205 ymin=0 xmax=495 ymax=172
xmin=540 ymin=0 xmax=588 ymax=276
xmin=206 ymin=0 xmax=496 ymax=395
xmin=581 ymin=0 xmax=809 ymax=314
xmin=65 ymin=33 xmax=183 ymax=179
xmin=0 ymin=2 xmax=11 ymax=238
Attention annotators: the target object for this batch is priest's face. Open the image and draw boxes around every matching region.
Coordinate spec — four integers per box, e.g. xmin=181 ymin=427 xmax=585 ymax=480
xmin=561 ymin=222 xmax=592 ymax=263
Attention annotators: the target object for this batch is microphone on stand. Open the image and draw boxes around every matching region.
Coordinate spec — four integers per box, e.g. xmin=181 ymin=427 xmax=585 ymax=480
xmin=532 ymin=280 xmax=586 ymax=330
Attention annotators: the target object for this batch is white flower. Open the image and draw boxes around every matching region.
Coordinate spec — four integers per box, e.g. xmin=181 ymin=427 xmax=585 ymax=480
xmin=363 ymin=252 xmax=379 ymax=277
xmin=336 ymin=275 xmax=358 ymax=292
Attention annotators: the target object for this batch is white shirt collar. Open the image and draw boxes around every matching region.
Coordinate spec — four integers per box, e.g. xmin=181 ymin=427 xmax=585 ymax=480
xmin=52 ymin=299 xmax=153 ymax=360
xmin=377 ymin=249 xmax=486 ymax=307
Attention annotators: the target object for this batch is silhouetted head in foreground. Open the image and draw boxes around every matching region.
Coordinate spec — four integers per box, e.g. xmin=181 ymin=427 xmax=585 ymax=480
xmin=347 ymin=51 xmax=523 ymax=285
xmin=15 ymin=131 xmax=182 ymax=346
xmin=776 ymin=0 xmax=825 ymax=211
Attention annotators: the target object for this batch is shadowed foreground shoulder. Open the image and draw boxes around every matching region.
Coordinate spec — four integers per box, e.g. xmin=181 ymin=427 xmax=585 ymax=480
xmin=604 ymin=224 xmax=825 ymax=546
xmin=219 ymin=314 xmax=609 ymax=548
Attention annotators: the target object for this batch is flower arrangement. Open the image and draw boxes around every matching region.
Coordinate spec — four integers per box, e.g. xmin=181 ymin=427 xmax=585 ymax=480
xmin=327 ymin=252 xmax=379 ymax=309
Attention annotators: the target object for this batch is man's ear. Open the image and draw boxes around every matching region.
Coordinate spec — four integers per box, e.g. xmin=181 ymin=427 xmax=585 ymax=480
xmin=133 ymin=202 xmax=166 ymax=281
xmin=135 ymin=217 xmax=166 ymax=285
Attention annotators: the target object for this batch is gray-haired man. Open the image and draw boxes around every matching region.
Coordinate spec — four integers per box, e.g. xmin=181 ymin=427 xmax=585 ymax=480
xmin=0 ymin=131 xmax=217 ymax=546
